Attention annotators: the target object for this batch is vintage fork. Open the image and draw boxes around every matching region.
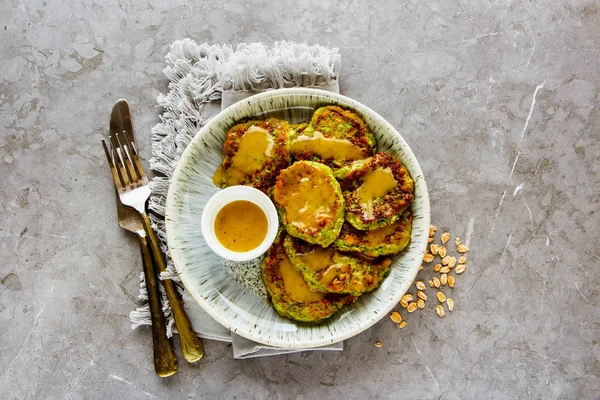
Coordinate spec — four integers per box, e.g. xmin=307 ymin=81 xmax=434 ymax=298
xmin=102 ymin=132 xmax=204 ymax=363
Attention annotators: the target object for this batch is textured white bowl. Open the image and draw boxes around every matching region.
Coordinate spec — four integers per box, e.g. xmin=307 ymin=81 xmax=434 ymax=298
xmin=166 ymin=88 xmax=430 ymax=348
xmin=200 ymin=186 xmax=279 ymax=262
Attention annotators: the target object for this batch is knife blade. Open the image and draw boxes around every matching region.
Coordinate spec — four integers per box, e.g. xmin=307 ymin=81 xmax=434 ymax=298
xmin=109 ymin=99 xmax=178 ymax=377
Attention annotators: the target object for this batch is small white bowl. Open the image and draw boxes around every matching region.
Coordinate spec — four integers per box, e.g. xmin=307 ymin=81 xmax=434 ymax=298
xmin=201 ymin=185 xmax=279 ymax=262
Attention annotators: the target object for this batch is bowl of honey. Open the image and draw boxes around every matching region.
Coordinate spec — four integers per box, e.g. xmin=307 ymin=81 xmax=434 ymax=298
xmin=201 ymin=185 xmax=279 ymax=261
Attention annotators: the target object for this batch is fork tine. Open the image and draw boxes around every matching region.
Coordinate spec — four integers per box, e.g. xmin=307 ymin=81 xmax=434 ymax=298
xmin=101 ymin=139 xmax=125 ymax=188
xmin=110 ymin=135 xmax=130 ymax=186
xmin=122 ymin=130 xmax=138 ymax=155
xmin=121 ymin=130 xmax=142 ymax=180
xmin=110 ymin=135 xmax=131 ymax=186
xmin=122 ymin=130 xmax=146 ymax=181
xmin=118 ymin=132 xmax=140 ymax=182
xmin=115 ymin=132 xmax=135 ymax=184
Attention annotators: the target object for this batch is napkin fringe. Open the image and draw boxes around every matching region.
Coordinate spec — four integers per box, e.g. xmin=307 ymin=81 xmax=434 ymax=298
xmin=131 ymin=39 xmax=340 ymax=335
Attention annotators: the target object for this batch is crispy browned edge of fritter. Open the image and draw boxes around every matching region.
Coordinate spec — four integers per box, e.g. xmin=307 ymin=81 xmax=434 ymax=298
xmin=292 ymin=105 xmax=376 ymax=167
xmin=261 ymin=233 xmax=356 ymax=323
xmin=334 ymin=210 xmax=413 ymax=258
xmin=290 ymin=121 xmax=309 ymax=134
xmin=283 ymin=235 xmax=392 ymax=297
xmin=336 ymin=152 xmax=414 ymax=230
xmin=220 ymin=118 xmax=292 ymax=192
xmin=272 ymin=161 xmax=345 ymax=247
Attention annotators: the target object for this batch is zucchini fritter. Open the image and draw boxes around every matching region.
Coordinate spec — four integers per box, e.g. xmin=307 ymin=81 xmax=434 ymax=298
xmin=213 ymin=119 xmax=292 ymax=193
xmin=273 ymin=161 xmax=345 ymax=247
xmin=335 ymin=152 xmax=414 ymax=231
xmin=284 ymin=235 xmax=391 ymax=296
xmin=261 ymin=234 xmax=355 ymax=323
xmin=291 ymin=105 xmax=376 ymax=168
xmin=290 ymin=121 xmax=309 ymax=134
xmin=334 ymin=211 xmax=412 ymax=258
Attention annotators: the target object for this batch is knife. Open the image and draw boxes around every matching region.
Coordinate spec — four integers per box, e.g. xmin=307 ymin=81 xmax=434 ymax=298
xmin=110 ymin=100 xmax=178 ymax=377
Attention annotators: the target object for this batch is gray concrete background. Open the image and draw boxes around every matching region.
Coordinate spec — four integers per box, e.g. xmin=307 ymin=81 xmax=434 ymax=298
xmin=1 ymin=0 xmax=599 ymax=399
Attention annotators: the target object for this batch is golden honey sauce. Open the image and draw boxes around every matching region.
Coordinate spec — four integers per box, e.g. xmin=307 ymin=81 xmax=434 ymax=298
xmin=291 ymin=130 xmax=365 ymax=162
xmin=274 ymin=165 xmax=338 ymax=231
xmin=356 ymin=167 xmax=397 ymax=219
xmin=298 ymin=246 xmax=344 ymax=286
xmin=212 ymin=126 xmax=274 ymax=186
xmin=214 ymin=200 xmax=267 ymax=252
xmin=279 ymin=256 xmax=325 ymax=303
xmin=364 ymin=221 xmax=399 ymax=244
xmin=298 ymin=246 xmax=335 ymax=271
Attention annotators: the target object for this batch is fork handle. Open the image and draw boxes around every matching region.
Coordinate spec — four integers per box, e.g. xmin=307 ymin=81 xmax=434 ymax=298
xmin=140 ymin=211 xmax=205 ymax=363
xmin=139 ymin=236 xmax=178 ymax=377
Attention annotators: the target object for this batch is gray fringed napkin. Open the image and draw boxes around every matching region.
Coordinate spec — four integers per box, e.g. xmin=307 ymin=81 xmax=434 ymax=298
xmin=130 ymin=40 xmax=342 ymax=358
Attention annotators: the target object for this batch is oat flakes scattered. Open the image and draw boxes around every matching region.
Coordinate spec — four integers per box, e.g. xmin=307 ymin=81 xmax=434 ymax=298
xmin=417 ymin=299 xmax=425 ymax=309
xmin=441 ymin=232 xmax=451 ymax=244
xmin=455 ymin=237 xmax=461 ymax=246
xmin=430 ymin=244 xmax=440 ymax=255
xmin=417 ymin=290 xmax=427 ymax=301
xmin=399 ymin=321 xmax=407 ymax=328
xmin=439 ymin=246 xmax=447 ymax=258
xmin=401 ymin=294 xmax=414 ymax=304
xmin=375 ymin=341 xmax=382 ymax=348
xmin=390 ymin=311 xmax=402 ymax=323
xmin=429 ymin=225 xmax=438 ymax=236
xmin=447 ymin=298 xmax=454 ymax=312
xmin=418 ymin=265 xmax=424 ymax=271
xmin=440 ymin=273 xmax=448 ymax=286
xmin=448 ymin=256 xmax=457 ymax=269
xmin=433 ymin=264 xmax=441 ymax=272
xmin=440 ymin=266 xmax=451 ymax=274
xmin=428 ymin=237 xmax=434 ymax=243
xmin=407 ymin=302 xmax=418 ymax=313
xmin=415 ymin=281 xmax=426 ymax=291
xmin=433 ymin=276 xmax=441 ymax=288
xmin=441 ymin=256 xmax=451 ymax=266
xmin=428 ymin=280 xmax=435 ymax=287
xmin=423 ymin=253 xmax=435 ymax=263
xmin=436 ymin=305 xmax=445 ymax=318
xmin=455 ymin=264 xmax=466 ymax=274
xmin=448 ymin=275 xmax=455 ymax=288
xmin=437 ymin=291 xmax=447 ymax=303
xmin=459 ymin=256 xmax=467 ymax=264
xmin=457 ymin=244 xmax=469 ymax=253
xmin=400 ymin=300 xmax=409 ymax=308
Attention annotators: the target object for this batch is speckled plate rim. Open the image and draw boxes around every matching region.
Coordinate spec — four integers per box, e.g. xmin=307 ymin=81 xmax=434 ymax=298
xmin=166 ymin=88 xmax=430 ymax=348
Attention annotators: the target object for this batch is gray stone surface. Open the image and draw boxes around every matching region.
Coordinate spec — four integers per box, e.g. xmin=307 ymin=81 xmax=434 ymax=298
xmin=1 ymin=0 xmax=599 ymax=398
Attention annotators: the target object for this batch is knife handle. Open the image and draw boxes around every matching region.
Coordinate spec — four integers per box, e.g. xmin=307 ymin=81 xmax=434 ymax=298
xmin=139 ymin=235 xmax=178 ymax=377
xmin=140 ymin=211 xmax=205 ymax=363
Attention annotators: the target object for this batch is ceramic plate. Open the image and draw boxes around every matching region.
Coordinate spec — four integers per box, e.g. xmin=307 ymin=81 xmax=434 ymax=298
xmin=166 ymin=88 xmax=430 ymax=348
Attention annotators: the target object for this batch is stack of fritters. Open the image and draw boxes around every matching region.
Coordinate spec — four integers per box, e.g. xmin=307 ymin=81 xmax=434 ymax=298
xmin=214 ymin=106 xmax=415 ymax=323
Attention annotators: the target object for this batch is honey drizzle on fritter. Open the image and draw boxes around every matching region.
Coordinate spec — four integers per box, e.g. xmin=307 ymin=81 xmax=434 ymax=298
xmin=363 ymin=221 xmax=400 ymax=244
xmin=212 ymin=125 xmax=274 ymax=186
xmin=298 ymin=246 xmax=335 ymax=271
xmin=273 ymin=164 xmax=338 ymax=232
xmin=279 ymin=255 xmax=325 ymax=303
xmin=356 ymin=167 xmax=397 ymax=220
xmin=291 ymin=130 xmax=366 ymax=162
xmin=296 ymin=246 xmax=346 ymax=286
